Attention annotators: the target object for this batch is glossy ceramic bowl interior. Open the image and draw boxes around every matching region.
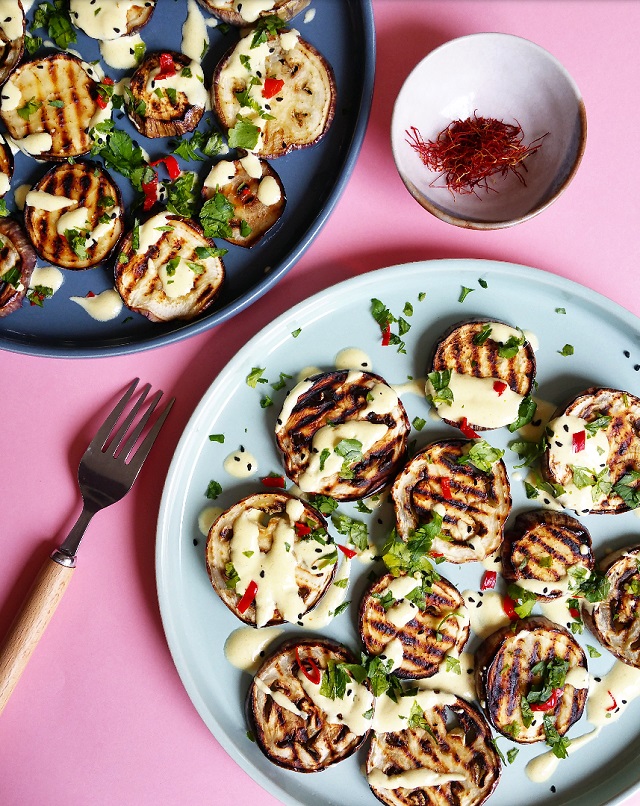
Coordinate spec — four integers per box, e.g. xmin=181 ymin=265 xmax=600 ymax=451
xmin=391 ymin=33 xmax=587 ymax=229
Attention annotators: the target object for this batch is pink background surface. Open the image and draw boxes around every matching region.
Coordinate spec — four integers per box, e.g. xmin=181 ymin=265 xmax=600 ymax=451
xmin=2 ymin=1 xmax=640 ymax=804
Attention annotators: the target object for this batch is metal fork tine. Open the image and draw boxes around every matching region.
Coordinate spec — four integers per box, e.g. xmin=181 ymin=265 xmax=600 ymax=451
xmin=119 ymin=389 xmax=162 ymax=461
xmin=127 ymin=397 xmax=176 ymax=475
xmin=107 ymin=383 xmax=151 ymax=456
xmin=91 ymin=378 xmax=140 ymax=450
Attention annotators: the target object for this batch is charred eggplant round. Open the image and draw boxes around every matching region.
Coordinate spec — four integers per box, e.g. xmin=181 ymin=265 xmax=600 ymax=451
xmin=275 ymin=369 xmax=410 ymax=501
xmin=391 ymin=439 xmax=511 ymax=563
xmin=501 ymin=510 xmax=594 ymax=600
xmin=0 ymin=53 xmax=105 ymax=160
xmin=475 ymin=616 xmax=588 ymax=743
xmin=114 ymin=211 xmax=225 ymax=322
xmin=24 ymin=161 xmax=124 ymax=270
xmin=248 ymin=637 xmax=372 ymax=772
xmin=366 ymin=694 xmax=501 ymax=806
xmin=196 ymin=0 xmax=310 ymax=26
xmin=426 ymin=319 xmax=536 ymax=432
xmin=202 ymin=156 xmax=286 ymax=247
xmin=212 ymin=25 xmax=336 ymax=158
xmin=0 ymin=217 xmax=37 ymax=317
xmin=125 ymin=51 xmax=207 ymax=138
xmin=69 ymin=0 xmax=157 ymax=40
xmin=583 ymin=546 xmax=640 ymax=668
xmin=542 ymin=386 xmax=640 ymax=514
xmin=359 ymin=572 xmax=469 ymax=679
xmin=206 ymin=492 xmax=336 ymax=627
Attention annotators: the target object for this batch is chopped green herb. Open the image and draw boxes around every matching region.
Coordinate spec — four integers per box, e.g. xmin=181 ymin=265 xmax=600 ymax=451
xmin=246 ymin=366 xmax=267 ymax=388
xmin=331 ymin=512 xmax=368 ymax=552
xmin=555 ymin=307 xmax=566 ymax=314
xmin=209 ymin=434 xmax=225 ymax=443
xmin=426 ymin=369 xmax=453 ymax=406
xmin=543 ymin=714 xmax=571 ymax=759
xmin=32 ymin=0 xmax=77 ymax=50
xmin=458 ymin=286 xmax=474 ymax=302
xmin=205 ymin=480 xmax=223 ymax=500
xmin=412 ymin=416 xmax=426 ymax=431
xmin=457 ymin=440 xmax=504 ymax=473
xmin=587 ymin=645 xmax=602 ymax=658
xmin=291 ymin=328 xmax=302 ymax=338
xmin=228 ymin=115 xmax=260 ymax=150
xmin=558 ymin=343 xmax=574 ymax=356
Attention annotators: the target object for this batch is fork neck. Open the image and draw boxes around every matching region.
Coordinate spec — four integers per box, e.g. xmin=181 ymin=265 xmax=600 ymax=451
xmin=53 ymin=504 xmax=98 ymax=567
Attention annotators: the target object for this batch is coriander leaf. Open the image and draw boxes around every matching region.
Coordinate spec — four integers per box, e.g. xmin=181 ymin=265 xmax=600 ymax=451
xmin=246 ymin=366 xmax=267 ymax=388
xmin=543 ymin=714 xmax=571 ymax=759
xmin=331 ymin=512 xmax=368 ymax=552
xmin=163 ymin=171 xmax=200 ymax=218
xmin=508 ymin=395 xmax=537 ymax=432
xmin=558 ymin=343 xmax=574 ymax=356
xmin=458 ymin=286 xmax=473 ymax=302
xmin=228 ymin=116 xmax=260 ymax=150
xmin=206 ymin=480 xmax=223 ymax=500
xmin=199 ymin=192 xmax=235 ymax=239
xmin=426 ymin=369 xmax=453 ymax=405
xmin=457 ymin=439 xmax=504 ymax=473
xmin=250 ymin=14 xmax=286 ymax=48
xmin=33 ymin=0 xmax=77 ymax=50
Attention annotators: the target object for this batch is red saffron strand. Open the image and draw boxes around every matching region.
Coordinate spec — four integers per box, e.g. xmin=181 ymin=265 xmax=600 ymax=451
xmin=406 ymin=113 xmax=548 ymax=196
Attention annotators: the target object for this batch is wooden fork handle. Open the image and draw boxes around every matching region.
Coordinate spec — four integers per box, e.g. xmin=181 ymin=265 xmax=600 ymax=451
xmin=0 ymin=556 xmax=75 ymax=716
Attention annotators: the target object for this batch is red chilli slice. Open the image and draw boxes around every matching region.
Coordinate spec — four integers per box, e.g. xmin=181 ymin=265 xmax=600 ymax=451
xmin=156 ymin=53 xmax=176 ymax=80
xmin=606 ymin=690 xmax=617 ymax=711
xmin=459 ymin=417 xmax=480 ymax=439
xmin=150 ymin=155 xmax=181 ymax=180
xmin=481 ymin=571 xmax=497 ymax=590
xmin=295 ymin=646 xmax=322 ymax=685
xmin=572 ymin=430 xmax=586 ymax=453
xmin=237 ymin=580 xmax=258 ymax=614
xmin=493 ymin=380 xmax=508 ymax=396
xmin=261 ymin=475 xmax=285 ymax=488
xmin=338 ymin=544 xmax=357 ymax=559
xmin=530 ymin=687 xmax=563 ymax=712
xmin=502 ymin=594 xmax=518 ymax=621
xmin=295 ymin=522 xmax=312 ymax=537
xmin=440 ymin=476 xmax=452 ymax=500
xmin=262 ymin=77 xmax=284 ymax=98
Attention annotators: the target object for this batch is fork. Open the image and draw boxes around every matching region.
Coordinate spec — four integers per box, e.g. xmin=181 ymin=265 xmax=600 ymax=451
xmin=0 ymin=378 xmax=174 ymax=716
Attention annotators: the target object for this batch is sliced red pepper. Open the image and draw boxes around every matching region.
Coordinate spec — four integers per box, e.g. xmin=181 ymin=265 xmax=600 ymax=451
xmin=440 ymin=477 xmax=452 ymax=500
xmin=530 ymin=687 xmax=563 ymax=712
xmin=481 ymin=571 xmax=497 ymax=590
xmin=572 ymin=430 xmax=586 ymax=453
xmin=381 ymin=322 xmax=391 ymax=346
xmin=459 ymin=417 xmax=480 ymax=440
xmin=502 ymin=594 xmax=518 ymax=621
xmin=429 ymin=551 xmax=443 ymax=558
xmin=493 ymin=380 xmax=508 ymax=396
xmin=156 ymin=52 xmax=176 ymax=80
xmin=141 ymin=173 xmax=158 ymax=211
xmin=569 ymin=607 xmax=580 ymax=619
xmin=338 ymin=544 xmax=357 ymax=559
xmin=262 ymin=77 xmax=285 ymax=99
xmin=102 ymin=77 xmax=115 ymax=86
xmin=295 ymin=646 xmax=322 ymax=685
xmin=294 ymin=522 xmax=312 ymax=537
xmin=150 ymin=155 xmax=181 ymax=181
xmin=606 ymin=690 xmax=617 ymax=711
xmin=96 ymin=94 xmax=108 ymax=110
xmin=237 ymin=580 xmax=258 ymax=614
xmin=261 ymin=474 xmax=285 ymax=488
xmin=237 ymin=184 xmax=253 ymax=203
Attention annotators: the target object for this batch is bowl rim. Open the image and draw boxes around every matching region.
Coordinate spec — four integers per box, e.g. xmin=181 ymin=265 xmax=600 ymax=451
xmin=391 ymin=31 xmax=588 ymax=230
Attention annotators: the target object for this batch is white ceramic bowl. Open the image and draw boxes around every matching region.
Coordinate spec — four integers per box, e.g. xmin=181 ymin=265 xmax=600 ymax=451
xmin=391 ymin=33 xmax=587 ymax=229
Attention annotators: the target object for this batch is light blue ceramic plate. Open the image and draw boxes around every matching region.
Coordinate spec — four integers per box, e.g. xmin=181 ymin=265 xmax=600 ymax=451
xmin=0 ymin=0 xmax=375 ymax=357
xmin=157 ymin=259 xmax=640 ymax=806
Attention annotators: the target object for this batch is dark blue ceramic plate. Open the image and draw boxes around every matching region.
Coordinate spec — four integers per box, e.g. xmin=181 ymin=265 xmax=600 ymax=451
xmin=0 ymin=0 xmax=375 ymax=357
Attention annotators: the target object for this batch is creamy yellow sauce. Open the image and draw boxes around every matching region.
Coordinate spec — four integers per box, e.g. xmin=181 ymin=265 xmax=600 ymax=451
xmin=224 ymin=626 xmax=284 ymax=674
xmin=223 ymin=447 xmax=258 ymax=478
xmin=335 ymin=347 xmax=372 ymax=372
xmin=69 ymin=289 xmax=123 ymax=321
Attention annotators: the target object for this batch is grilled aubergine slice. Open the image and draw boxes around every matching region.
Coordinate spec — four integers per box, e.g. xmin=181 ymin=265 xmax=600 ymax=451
xmin=542 ymin=386 xmax=640 ymax=514
xmin=391 ymin=439 xmax=511 ymax=563
xmin=0 ymin=53 xmax=105 ymax=160
xmin=0 ymin=134 xmax=14 ymax=197
xmin=212 ymin=24 xmax=336 ymax=158
xmin=206 ymin=492 xmax=336 ymax=627
xmin=275 ymin=369 xmax=410 ymax=501
xmin=125 ymin=51 xmax=207 ymax=138
xmin=69 ymin=0 xmax=157 ymax=40
xmin=583 ymin=546 xmax=640 ymax=668
xmin=359 ymin=572 xmax=469 ymax=679
xmin=196 ymin=0 xmax=310 ymax=25
xmin=24 ymin=161 xmax=124 ymax=270
xmin=248 ymin=637 xmax=372 ymax=772
xmin=202 ymin=156 xmax=286 ymax=247
xmin=366 ymin=693 xmax=501 ymax=806
xmin=115 ymin=211 xmax=225 ymax=322
xmin=475 ymin=616 xmax=588 ymax=743
xmin=0 ymin=217 xmax=37 ymax=317
xmin=502 ymin=510 xmax=594 ymax=601
xmin=0 ymin=0 xmax=24 ymax=85
xmin=427 ymin=319 xmax=536 ymax=432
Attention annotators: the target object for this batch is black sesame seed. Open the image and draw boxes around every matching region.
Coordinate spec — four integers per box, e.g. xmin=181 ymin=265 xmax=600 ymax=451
xmin=259 ymin=570 xmax=265 ymax=578
xmin=563 ymin=423 xmax=569 ymax=432
xmin=624 ymin=350 xmax=631 ymax=358
xmin=595 ymin=676 xmax=601 ymax=682
xmin=247 ymin=463 xmax=252 ymax=471
xmin=193 ymin=538 xmax=198 ymax=546
xmin=550 ymin=785 xmax=556 ymax=793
